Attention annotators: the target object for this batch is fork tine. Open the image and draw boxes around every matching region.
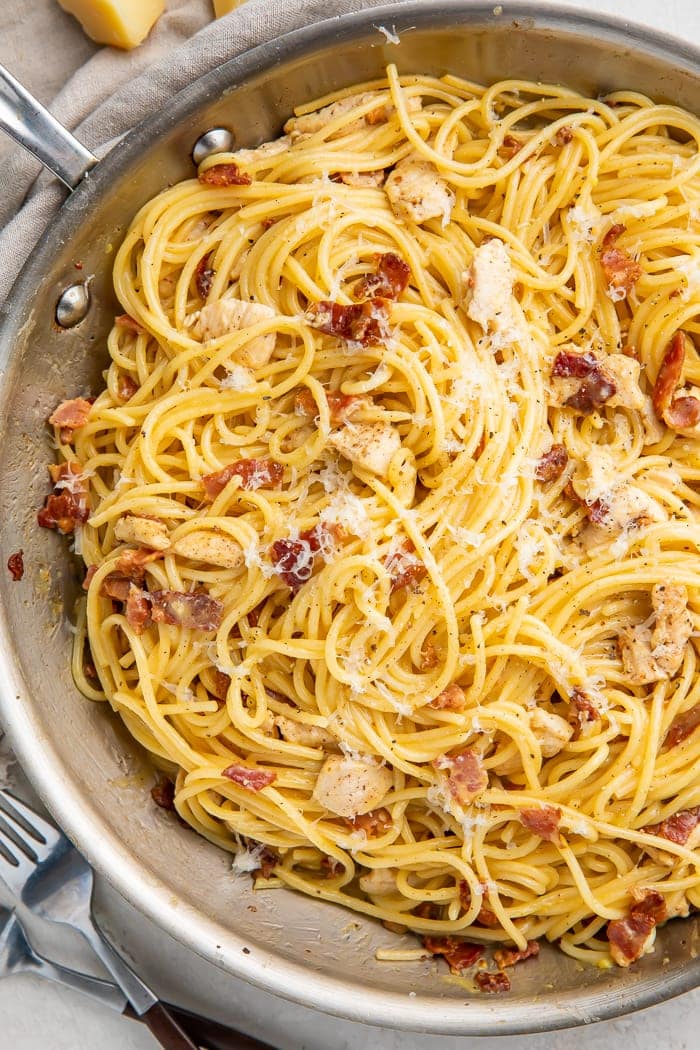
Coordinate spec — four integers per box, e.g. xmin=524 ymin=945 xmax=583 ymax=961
xmin=0 ymin=791 xmax=62 ymax=852
xmin=0 ymin=822 xmax=38 ymax=888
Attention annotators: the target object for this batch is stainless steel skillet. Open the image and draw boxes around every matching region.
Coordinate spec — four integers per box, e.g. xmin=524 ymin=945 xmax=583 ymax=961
xmin=1 ymin=2 xmax=700 ymax=1035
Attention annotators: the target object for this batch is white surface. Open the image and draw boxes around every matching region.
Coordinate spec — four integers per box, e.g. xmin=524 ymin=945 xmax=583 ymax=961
xmin=1 ymin=0 xmax=700 ymax=1046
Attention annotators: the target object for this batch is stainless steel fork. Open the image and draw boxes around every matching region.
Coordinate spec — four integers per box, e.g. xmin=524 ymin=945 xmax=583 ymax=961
xmin=0 ymin=789 xmax=199 ymax=1050
xmin=0 ymin=904 xmax=128 ymax=1009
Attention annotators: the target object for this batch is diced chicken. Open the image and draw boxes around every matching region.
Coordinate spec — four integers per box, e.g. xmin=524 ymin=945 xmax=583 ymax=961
xmin=619 ymin=583 xmax=693 ymax=685
xmin=114 ymin=515 xmax=171 ymax=551
xmin=312 ymin=754 xmax=392 ymax=817
xmin=529 ymin=708 xmax=574 ymax=757
xmin=276 ymin=714 xmax=335 ymax=749
xmin=328 ymin=421 xmax=401 ymax=476
xmin=232 ymin=135 xmax=291 ymax=168
xmin=197 ymin=298 xmax=276 ymax=369
xmin=171 ymin=530 xmax=243 ymax=569
xmin=284 ymin=92 xmax=421 ymax=139
xmin=336 ymin=170 xmax=386 ymax=188
xmin=358 ymin=867 xmax=398 ymax=896
xmin=571 ymin=449 xmax=666 ymax=535
xmin=385 ymin=155 xmax=454 ymax=225
xmin=464 ymin=239 xmax=516 ymax=335
xmin=602 ymin=355 xmax=646 ymax=412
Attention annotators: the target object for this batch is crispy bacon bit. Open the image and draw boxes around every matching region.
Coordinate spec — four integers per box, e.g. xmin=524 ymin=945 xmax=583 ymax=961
xmin=570 ymin=687 xmax=600 ymax=724
xmin=321 ymin=855 xmax=344 ymax=877
xmin=475 ymin=970 xmax=511 ymax=993
xmin=607 ymin=912 xmax=656 ymax=967
xmin=252 ymin=845 xmax=278 ymax=879
xmin=664 ymin=702 xmax=700 ymax=749
xmin=551 ymin=350 xmax=616 ymax=413
xmin=115 ymin=313 xmax=145 ymax=334
xmin=209 ymin=669 xmax=231 ymax=702
xmin=117 ymin=374 xmax=138 ymax=401
xmin=150 ymin=590 xmax=223 ymax=631
xmin=600 ymin=246 xmax=643 ymax=298
xmin=345 ymin=807 xmax=393 ymax=836
xmin=7 ymin=551 xmax=24 ymax=581
xmin=621 ymin=343 xmax=640 ymax=360
xmin=643 ymin=806 xmax=700 ymax=845
xmin=459 ymin=881 xmax=499 ymax=926
xmin=83 ymin=565 xmax=97 ymax=590
xmin=114 ymin=547 xmax=164 ymax=579
xmin=631 ymin=889 xmax=668 ymax=926
xmin=420 ymin=641 xmax=440 ymax=670
xmin=435 ymin=749 xmax=488 ymax=806
xmin=494 ymin=940 xmax=540 ymax=969
xmin=519 ymin=805 xmax=562 ymax=842
xmin=38 ymin=463 xmax=90 ymax=534
xmin=429 ymin=683 xmax=467 ymax=711
xmin=385 ymin=543 xmax=428 ymax=593
xmin=551 ymin=351 xmax=598 ymax=378
xmin=499 ymin=133 xmax=522 ymax=158
xmin=555 ymin=126 xmax=573 ymax=145
xmin=354 ymin=252 xmax=411 ymax=301
xmin=48 ymin=398 xmax=92 ymax=437
xmin=306 ymin=297 xmax=390 ymax=347
xmin=652 ymin=332 xmax=700 ymax=430
xmin=422 ymin=936 xmax=484 ymax=974
xmin=151 ymin=778 xmax=175 ymax=811
xmin=294 ymin=387 xmax=365 ymax=423
xmin=198 ymin=163 xmax=252 ymax=187
xmin=270 ymin=524 xmax=336 ymax=593
xmin=101 ymin=574 xmax=133 ymax=601
xmin=202 ymin=458 xmax=283 ymax=499
xmin=125 ymin=586 xmax=151 ymax=633
xmin=602 ymin=223 xmax=626 ymax=249
xmin=195 ymin=252 xmax=215 ymax=299
xmin=535 ymin=444 xmax=568 ymax=483
xmin=221 ymin=764 xmax=276 ymax=790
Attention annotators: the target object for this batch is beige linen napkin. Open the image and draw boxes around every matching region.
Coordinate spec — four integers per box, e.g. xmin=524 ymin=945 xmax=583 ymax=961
xmin=0 ymin=0 xmax=408 ymax=303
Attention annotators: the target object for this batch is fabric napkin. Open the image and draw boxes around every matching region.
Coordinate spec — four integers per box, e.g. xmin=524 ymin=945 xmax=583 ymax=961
xmin=0 ymin=0 xmax=411 ymax=304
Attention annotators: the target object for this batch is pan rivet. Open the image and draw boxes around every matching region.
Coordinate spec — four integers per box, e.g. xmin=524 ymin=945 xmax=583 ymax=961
xmin=192 ymin=128 xmax=234 ymax=165
xmin=55 ymin=282 xmax=90 ymax=328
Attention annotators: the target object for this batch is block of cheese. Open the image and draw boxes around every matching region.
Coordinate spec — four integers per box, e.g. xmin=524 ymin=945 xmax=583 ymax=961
xmin=213 ymin=0 xmax=246 ymax=16
xmin=56 ymin=0 xmax=165 ymax=50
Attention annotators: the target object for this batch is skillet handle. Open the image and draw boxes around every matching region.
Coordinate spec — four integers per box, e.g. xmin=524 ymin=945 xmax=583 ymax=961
xmin=0 ymin=63 xmax=97 ymax=189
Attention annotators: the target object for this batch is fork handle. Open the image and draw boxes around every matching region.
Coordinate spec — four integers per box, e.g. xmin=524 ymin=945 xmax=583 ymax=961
xmin=138 ymin=1002 xmax=206 ymax=1050
xmin=26 ymin=953 xmax=128 ymax=1012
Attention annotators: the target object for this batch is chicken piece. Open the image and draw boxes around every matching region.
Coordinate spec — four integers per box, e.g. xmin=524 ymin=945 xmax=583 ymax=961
xmin=114 ymin=515 xmax=170 ymax=551
xmin=197 ymin=298 xmax=276 ymax=369
xmin=602 ymin=355 xmax=646 ymax=412
xmin=529 ymin=708 xmax=574 ymax=757
xmin=276 ymin=714 xmax=335 ymax=749
xmin=618 ymin=583 xmax=693 ymax=685
xmin=312 ymin=754 xmax=392 ymax=817
xmin=171 ymin=530 xmax=243 ymax=569
xmin=358 ymin=867 xmax=398 ymax=896
xmin=328 ymin=421 xmax=401 ymax=476
xmin=384 ymin=155 xmax=454 ymax=226
xmin=572 ymin=449 xmax=666 ymax=535
xmin=232 ymin=135 xmax=291 ymax=169
xmin=335 ymin=171 xmax=386 ymax=188
xmin=464 ymin=238 xmax=516 ymax=336
xmin=285 ymin=92 xmax=420 ymax=139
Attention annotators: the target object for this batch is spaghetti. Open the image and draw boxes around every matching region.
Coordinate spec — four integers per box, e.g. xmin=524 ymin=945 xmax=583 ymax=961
xmin=39 ymin=66 xmax=700 ymax=976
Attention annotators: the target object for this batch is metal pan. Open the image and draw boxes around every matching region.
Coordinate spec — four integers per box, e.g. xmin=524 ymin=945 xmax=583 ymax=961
xmin=1 ymin=2 xmax=699 ymax=1035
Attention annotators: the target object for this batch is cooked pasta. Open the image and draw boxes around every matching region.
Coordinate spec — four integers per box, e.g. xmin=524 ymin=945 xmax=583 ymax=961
xmin=40 ymin=66 xmax=700 ymax=977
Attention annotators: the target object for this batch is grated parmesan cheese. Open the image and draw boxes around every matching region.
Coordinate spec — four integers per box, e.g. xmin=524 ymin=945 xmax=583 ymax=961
xmin=220 ymin=365 xmax=256 ymax=390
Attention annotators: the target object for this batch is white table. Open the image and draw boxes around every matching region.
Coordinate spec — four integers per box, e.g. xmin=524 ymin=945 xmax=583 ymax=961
xmin=1 ymin=0 xmax=700 ymax=1045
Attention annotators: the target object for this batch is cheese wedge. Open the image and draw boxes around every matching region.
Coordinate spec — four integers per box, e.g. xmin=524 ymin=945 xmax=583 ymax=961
xmin=213 ymin=0 xmax=246 ymax=15
xmin=56 ymin=0 xmax=164 ymax=50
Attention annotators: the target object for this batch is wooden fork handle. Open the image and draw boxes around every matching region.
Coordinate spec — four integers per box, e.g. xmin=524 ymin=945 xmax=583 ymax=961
xmin=139 ymin=1001 xmax=202 ymax=1050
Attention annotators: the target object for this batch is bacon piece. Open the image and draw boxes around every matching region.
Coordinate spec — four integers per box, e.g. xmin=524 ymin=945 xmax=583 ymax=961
xmin=38 ymin=463 xmax=90 ymax=534
xmin=270 ymin=524 xmax=337 ymax=593
xmin=385 ymin=543 xmax=428 ymax=593
xmin=494 ymin=940 xmax=540 ymax=969
xmin=555 ymin=126 xmax=573 ymax=145
xmin=198 ymin=163 xmax=252 ymax=187
xmin=195 ymin=252 xmax=216 ymax=299
xmin=458 ymin=881 xmax=499 ymax=926
xmin=535 ymin=444 xmax=568 ymax=483
xmin=570 ymin=687 xmax=600 ymax=725
xmin=209 ymin=669 xmax=231 ymax=702
xmin=7 ymin=550 xmax=24 ymax=581
xmin=664 ymin=702 xmax=700 ymax=749
xmin=221 ymin=764 xmax=276 ymax=790
xmin=294 ymin=388 xmax=366 ymax=423
xmin=600 ymin=246 xmax=643 ymax=299
xmin=114 ymin=547 xmax=164 ymax=579
xmin=435 ymin=749 xmax=488 ymax=806
xmin=519 ymin=805 xmax=562 ymax=842
xmin=551 ymin=351 xmax=598 ymax=378
xmin=125 ymin=586 xmax=151 ymax=633
xmin=602 ymin=223 xmax=626 ymax=249
xmin=115 ymin=313 xmax=145 ymax=334
xmin=82 ymin=565 xmax=97 ymax=590
xmin=252 ymin=845 xmax=279 ymax=879
xmin=321 ymin=855 xmax=344 ymax=877
xmin=150 ymin=590 xmax=223 ymax=631
xmin=652 ymin=332 xmax=700 ymax=431
xmin=101 ymin=574 xmax=133 ymax=602
xmin=48 ymin=397 xmax=91 ymax=435
xmin=664 ymin=396 xmax=700 ymax=429
xmin=151 ymin=778 xmax=175 ymax=811
xmin=631 ymin=889 xmax=667 ymax=925
xmin=202 ymin=458 xmax=283 ymax=499
xmin=475 ymin=970 xmax=511 ymax=993
xmin=355 ymin=252 xmax=411 ymax=301
xmin=607 ymin=912 xmax=656 ymax=967
xmin=643 ymin=806 xmax=700 ymax=846
xmin=117 ymin=374 xmax=138 ymax=401
xmin=429 ymin=683 xmax=467 ymax=711
xmin=420 ymin=641 xmax=440 ymax=670
xmin=345 ymin=807 xmax=393 ymax=836
xmin=305 ymin=297 xmax=390 ymax=347
xmin=565 ymin=372 xmax=616 ymax=413
xmin=499 ymin=133 xmax=522 ymax=159
xmin=422 ymin=936 xmax=484 ymax=974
